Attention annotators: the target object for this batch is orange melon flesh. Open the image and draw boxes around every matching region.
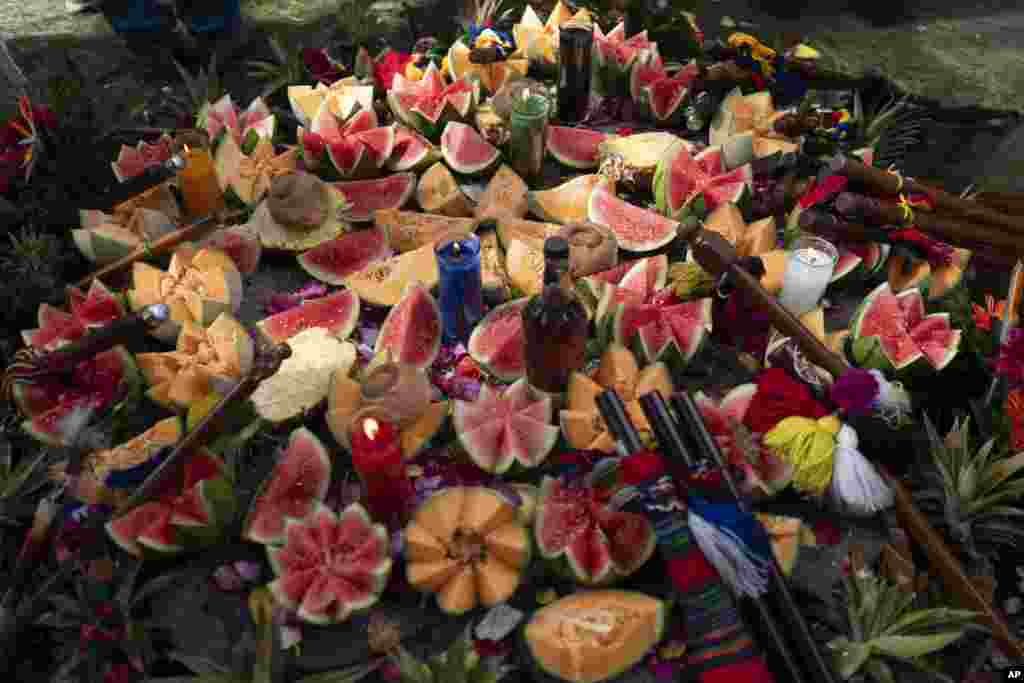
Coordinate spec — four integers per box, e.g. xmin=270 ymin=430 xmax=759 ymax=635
xmin=1007 ymin=262 xmax=1024 ymax=326
xmin=476 ymin=164 xmax=529 ymax=220
xmin=525 ymin=590 xmax=666 ymax=683
xmin=404 ymin=522 xmax=447 ymax=562
xmin=635 ymin=363 xmax=672 ymax=396
xmin=374 ymin=210 xmax=475 ymax=253
xmin=927 ymin=263 xmax=962 ymax=300
xmin=560 ymin=409 xmax=604 ymax=450
xmin=131 ymin=263 xmax=165 ymax=307
xmin=475 ymin=555 xmax=520 ymax=606
xmin=415 ymin=488 xmax=464 ymax=546
xmin=407 ymin=558 xmax=461 ymax=592
xmin=460 ymin=487 xmax=517 ymax=537
xmin=567 ymin=372 xmax=604 ymax=415
xmin=437 ymin=565 xmax=476 ymax=614
xmin=400 ymin=400 xmax=449 ymax=459
xmin=484 ymin=522 xmax=530 ymax=567
xmin=888 ymin=253 xmax=930 ymax=293
xmin=496 ymin=217 xmax=562 ymax=250
xmin=759 ymin=249 xmax=788 ymax=295
xmin=135 ymin=354 xmax=179 ymax=386
xmin=593 ymin=345 xmax=640 ymax=401
xmin=528 ymin=175 xmax=604 ymax=224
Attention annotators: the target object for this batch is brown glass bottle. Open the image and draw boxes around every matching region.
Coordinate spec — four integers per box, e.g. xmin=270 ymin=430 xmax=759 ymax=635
xmin=521 ymin=237 xmax=588 ymax=402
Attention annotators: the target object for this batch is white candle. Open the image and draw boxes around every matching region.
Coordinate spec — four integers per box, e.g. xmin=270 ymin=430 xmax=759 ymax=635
xmin=778 ymin=236 xmax=838 ymax=315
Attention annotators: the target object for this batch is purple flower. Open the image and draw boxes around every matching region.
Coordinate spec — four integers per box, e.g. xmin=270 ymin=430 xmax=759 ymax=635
xmin=829 ymin=368 xmax=880 ymax=416
xmin=996 ymin=328 xmax=1024 ymax=389
xmin=212 ymin=565 xmax=245 ymax=592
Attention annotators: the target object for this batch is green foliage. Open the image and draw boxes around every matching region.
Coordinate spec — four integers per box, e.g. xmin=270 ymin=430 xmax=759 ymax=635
xmin=391 ymin=624 xmax=510 ymax=683
xmin=245 ymin=35 xmax=308 ymax=100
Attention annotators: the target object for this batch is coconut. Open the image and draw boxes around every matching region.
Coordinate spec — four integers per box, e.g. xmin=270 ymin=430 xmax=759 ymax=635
xmin=247 ymin=171 xmax=349 ymax=251
xmin=558 ymin=221 xmax=618 ymax=277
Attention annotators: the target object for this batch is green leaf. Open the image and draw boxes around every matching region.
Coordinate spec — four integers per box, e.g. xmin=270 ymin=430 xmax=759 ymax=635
xmin=443 ymin=626 xmax=472 ymax=683
xmin=883 ymin=607 xmax=977 ymax=636
xmin=980 ymin=451 xmax=1024 ymax=493
xmin=297 ymin=661 xmax=382 ymax=683
xmin=868 ymin=631 xmax=965 ymax=658
xmin=827 ymin=636 xmax=871 ymax=679
xmin=147 ymin=677 xmax=246 ymax=683
xmin=863 ymin=657 xmax=896 ymax=683
xmin=395 ymin=647 xmax=428 ymax=683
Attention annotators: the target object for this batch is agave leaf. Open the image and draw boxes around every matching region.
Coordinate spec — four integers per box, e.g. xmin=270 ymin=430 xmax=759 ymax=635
xmin=981 ymin=505 xmax=1024 ymax=517
xmin=863 ymin=657 xmax=896 ymax=683
xmin=828 ymin=636 xmax=871 ymax=679
xmin=865 ymin=580 xmax=901 ymax=639
xmin=394 ymin=647 xmax=427 ymax=683
xmin=972 ymin=518 xmax=1024 ymax=547
xmin=868 ymin=631 xmax=965 ymax=658
xmin=442 ymin=625 xmax=472 ymax=683
xmin=980 ymin=451 xmax=1024 ymax=493
xmin=296 ymin=661 xmax=382 ymax=683
xmin=957 ymin=461 xmax=979 ymax=502
xmin=883 ymin=607 xmax=977 ymax=636
xmin=0 ymin=449 xmax=47 ymax=498
xmin=965 ymin=479 xmax=1024 ymax=515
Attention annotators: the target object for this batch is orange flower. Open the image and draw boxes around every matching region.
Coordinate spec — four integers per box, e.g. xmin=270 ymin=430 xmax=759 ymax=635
xmin=972 ymin=295 xmax=1006 ymax=332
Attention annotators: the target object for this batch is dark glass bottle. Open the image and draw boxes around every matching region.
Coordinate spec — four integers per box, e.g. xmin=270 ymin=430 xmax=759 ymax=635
xmin=521 ymin=237 xmax=588 ymax=402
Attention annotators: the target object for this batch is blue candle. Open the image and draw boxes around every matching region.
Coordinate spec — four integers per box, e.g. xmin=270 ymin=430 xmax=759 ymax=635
xmin=434 ymin=233 xmax=484 ymax=344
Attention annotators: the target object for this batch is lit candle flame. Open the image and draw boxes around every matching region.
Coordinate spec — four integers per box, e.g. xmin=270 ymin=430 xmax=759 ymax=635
xmin=182 ymin=144 xmax=191 ymax=156
xmin=363 ymin=417 xmax=380 ymax=440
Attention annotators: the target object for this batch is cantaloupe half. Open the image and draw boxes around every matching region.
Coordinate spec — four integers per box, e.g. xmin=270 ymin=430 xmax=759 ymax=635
xmin=374 ymin=209 xmax=475 ymax=253
xmin=475 ymin=164 xmax=529 ymax=220
xmin=405 ymin=486 xmax=530 ymax=615
xmin=417 ymin=161 xmax=473 ymax=217
xmin=343 ymin=244 xmax=439 ymax=307
xmin=887 ymin=247 xmax=970 ymax=302
xmin=527 ymin=175 xmax=609 ymax=224
xmin=136 ymin=313 xmax=254 ymax=409
xmin=755 ymin=513 xmax=804 ymax=576
xmin=700 ymin=202 xmax=776 ymax=258
xmin=129 ymin=246 xmax=244 ymax=343
xmin=524 ymin=590 xmax=666 ymax=683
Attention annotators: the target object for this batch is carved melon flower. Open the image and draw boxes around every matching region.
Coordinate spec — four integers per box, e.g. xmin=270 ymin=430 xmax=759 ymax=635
xmin=215 ymin=133 xmax=299 ymax=206
xmin=710 ymin=88 xmax=798 ymax=159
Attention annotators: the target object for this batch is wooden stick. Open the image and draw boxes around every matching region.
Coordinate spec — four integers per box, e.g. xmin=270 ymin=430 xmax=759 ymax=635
xmin=830 ymin=154 xmax=1024 ymax=230
xmin=687 ymin=227 xmax=1024 ymax=657
xmin=74 ymin=210 xmax=244 ymax=290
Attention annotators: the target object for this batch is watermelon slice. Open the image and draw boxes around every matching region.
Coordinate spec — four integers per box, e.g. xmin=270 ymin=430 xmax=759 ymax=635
xmin=440 ymin=122 xmax=500 ymax=175
xmin=199 ymin=227 xmax=263 ymax=275
xmin=629 ymin=46 xmax=699 ymax=125
xmin=332 ymin=173 xmax=417 ymax=222
xmin=258 ymin=289 xmax=360 ymax=343
xmin=111 ymin=134 xmax=174 ymax=182
xmin=453 ymin=379 xmax=559 ymax=473
xmin=199 ymin=94 xmax=276 ymax=149
xmin=592 ymin=22 xmax=653 ymax=97
xmin=243 ymin=427 xmax=332 ymax=545
xmin=534 ymin=475 xmax=656 ymax=585
xmin=300 ymin=101 xmax=394 ymax=179
xmin=374 ymin=282 xmax=443 ymax=370
xmin=297 ymin=227 xmax=391 ymax=285
xmin=546 ymin=126 xmax=609 ymax=170
xmin=694 ymin=385 xmax=793 ymax=496
xmin=654 ymin=143 xmax=752 ymax=220
xmin=593 ymin=256 xmax=669 ymax=322
xmin=849 ymin=283 xmax=962 ymax=373
xmin=387 ymin=63 xmax=478 ymax=139
xmin=467 ymin=298 xmax=529 ymax=382
xmin=588 ymin=183 xmax=679 ymax=253
xmin=387 ymin=126 xmax=440 ymax=172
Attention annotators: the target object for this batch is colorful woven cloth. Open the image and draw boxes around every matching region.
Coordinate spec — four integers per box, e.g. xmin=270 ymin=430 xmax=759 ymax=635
xmin=618 ymin=451 xmax=775 ymax=682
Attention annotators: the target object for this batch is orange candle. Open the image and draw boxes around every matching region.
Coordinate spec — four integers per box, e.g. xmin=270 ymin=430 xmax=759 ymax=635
xmin=178 ymin=146 xmax=225 ymax=218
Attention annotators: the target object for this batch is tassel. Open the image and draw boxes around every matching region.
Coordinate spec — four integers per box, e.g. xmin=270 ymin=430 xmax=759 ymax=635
xmin=868 ymin=370 xmax=913 ymax=426
xmin=763 ymin=415 xmax=841 ymax=496
xmin=829 ymin=424 xmax=894 ymax=516
xmin=687 ymin=498 xmax=773 ymax=598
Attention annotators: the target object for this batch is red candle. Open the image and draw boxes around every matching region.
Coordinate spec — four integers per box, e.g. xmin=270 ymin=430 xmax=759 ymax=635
xmin=349 ymin=414 xmax=413 ymax=525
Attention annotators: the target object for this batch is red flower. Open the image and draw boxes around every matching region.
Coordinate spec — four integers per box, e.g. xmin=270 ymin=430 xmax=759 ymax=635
xmin=302 ymin=48 xmax=345 ymax=85
xmin=751 ymin=73 xmax=766 ymax=90
xmin=373 ymin=50 xmax=413 ymax=90
xmin=615 ymin=126 xmax=634 ymax=137
xmin=971 ymin=294 xmax=1005 ymax=333
xmin=103 ymin=662 xmax=136 ymax=683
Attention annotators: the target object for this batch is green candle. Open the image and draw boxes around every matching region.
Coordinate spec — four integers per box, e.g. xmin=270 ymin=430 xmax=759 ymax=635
xmin=508 ymin=91 xmax=550 ymax=181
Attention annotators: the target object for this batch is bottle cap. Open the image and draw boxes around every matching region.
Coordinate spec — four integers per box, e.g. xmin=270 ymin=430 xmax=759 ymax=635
xmin=543 ymin=236 xmax=570 ymax=259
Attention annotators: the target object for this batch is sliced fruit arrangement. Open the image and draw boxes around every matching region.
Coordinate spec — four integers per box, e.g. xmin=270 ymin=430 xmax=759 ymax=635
xmin=597 ymin=132 xmax=687 ymax=190
xmin=654 ymin=142 xmax=753 ymax=221
xmin=629 ymin=46 xmax=700 ymax=126
xmin=694 ymin=384 xmax=794 ymax=497
xmin=198 ymin=94 xmax=276 ymax=149
xmin=560 ymin=344 xmax=673 ymax=453
xmin=524 ymin=590 xmax=666 ymax=683
xmin=512 ymin=1 xmax=584 ymax=66
xmin=388 ymin=63 xmax=478 ymax=139
xmin=447 ymin=39 xmax=528 ymax=94
xmin=375 ymin=210 xmax=475 ymax=253
xmin=135 ymin=313 xmax=254 ymax=410
xmin=297 ymin=101 xmax=395 ymax=179
xmin=333 ymin=173 xmax=418 ymax=223
xmin=198 ymin=226 xmax=263 ymax=274
xmin=74 ymin=205 xmax=176 ymax=265
xmin=247 ymin=172 xmax=350 ymax=250
xmin=829 ymin=241 xmax=890 ymax=288
xmin=709 ymin=87 xmax=796 ymax=158
xmin=591 ymin=22 xmax=653 ymax=97
xmin=405 ymin=486 xmax=531 ymax=614
xmin=887 ymin=247 xmax=971 ymax=303
xmin=849 ymin=282 xmax=962 ymax=374
xmin=441 ymin=121 xmax=500 ymax=175
xmin=13 ymin=282 xmax=138 ymax=445
xmin=418 ymin=161 xmax=474 ymax=217
xmin=343 ymin=243 xmax=439 ymax=307
xmin=535 ymin=475 xmax=656 ymax=585
xmin=467 ymin=297 xmax=529 ymax=382
xmin=257 ymin=288 xmax=360 ymax=343
xmin=268 ymin=502 xmax=392 ymax=624
xmin=546 ymin=126 xmax=609 ymax=170
xmin=700 ymin=201 xmax=786 ymax=293
xmin=106 ymin=447 xmax=234 ymax=558
xmin=528 ymin=174 xmax=610 ymax=224
xmin=327 ymin=360 xmax=447 ymax=458
xmin=129 ymin=245 xmax=243 ymax=343
xmin=288 ymin=81 xmax=375 ymax=128
xmin=373 ymin=282 xmax=442 ymax=369
xmin=476 ymin=164 xmax=529 ymax=219
xmin=213 ymin=133 xmax=299 ymax=207
xmin=243 ymin=427 xmax=332 ymax=545
xmin=587 ymin=181 xmax=679 ymax=253
xmin=111 ymin=134 xmax=174 ymax=182
xmin=453 ymin=379 xmax=560 ymax=474
xmin=297 ymin=227 xmax=391 ymax=285
xmin=84 ymin=416 xmax=182 ymax=490
xmin=249 ymin=326 xmax=358 ymax=423
xmin=387 ymin=126 xmax=440 ymax=172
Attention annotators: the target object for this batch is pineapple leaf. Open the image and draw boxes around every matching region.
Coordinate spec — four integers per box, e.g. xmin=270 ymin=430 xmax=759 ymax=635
xmin=863 ymin=657 xmax=896 ymax=683
xmin=883 ymin=607 xmax=977 ymax=637
xmin=965 ymin=479 xmax=1024 ymax=516
xmin=980 ymin=451 xmax=1024 ymax=493
xmin=394 ymin=646 xmax=428 ymax=683
xmin=868 ymin=631 xmax=966 ymax=659
xmin=442 ymin=624 xmax=472 ymax=683
xmin=827 ymin=636 xmax=871 ymax=679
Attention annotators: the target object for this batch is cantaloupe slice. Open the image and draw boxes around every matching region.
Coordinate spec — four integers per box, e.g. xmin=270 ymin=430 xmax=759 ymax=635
xmin=343 ymin=244 xmax=439 ymax=307
xmin=405 ymin=486 xmax=530 ymax=614
xmin=496 ymin=217 xmax=561 ymax=251
xmin=475 ymin=164 xmax=529 ymax=220
xmin=505 ymin=239 xmax=546 ymax=297
xmin=417 ymin=161 xmax=473 ymax=217
xmin=527 ymin=174 xmax=606 ymax=224
xmin=374 ymin=209 xmax=475 ymax=253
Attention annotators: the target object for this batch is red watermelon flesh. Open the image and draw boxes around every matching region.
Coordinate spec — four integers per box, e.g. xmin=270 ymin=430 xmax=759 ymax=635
xmin=106 ymin=502 xmax=172 ymax=556
xmin=440 ymin=122 xmax=499 ymax=174
xmin=546 ymin=126 xmax=608 ymax=169
xmin=587 ymin=185 xmax=678 ymax=253
xmin=589 ymin=259 xmax=642 ymax=285
xmin=630 ymin=53 xmax=665 ymax=101
xmin=351 ymin=127 xmax=397 ymax=166
xmin=648 ymin=77 xmax=690 ymax=120
xmin=910 ymin=315 xmax=958 ymax=367
xmin=663 ymin=144 xmax=752 ymax=215
xmin=615 ymin=299 xmax=711 ymax=363
xmin=388 ymin=127 xmax=434 ymax=171
xmin=467 ymin=299 xmax=528 ymax=382
xmin=112 ymin=136 xmax=174 ymax=181
xmin=831 ymin=247 xmax=864 ymax=283
xmin=594 ymin=256 xmax=669 ymax=321
xmin=297 ymin=227 xmax=391 ymax=285
xmin=200 ymin=227 xmax=262 ymax=274
xmin=332 ymin=173 xmax=417 ymax=222
xmin=374 ymin=283 xmax=442 ymax=369
xmin=258 ymin=289 xmax=360 ymax=343
xmin=328 ymin=139 xmax=367 ymax=176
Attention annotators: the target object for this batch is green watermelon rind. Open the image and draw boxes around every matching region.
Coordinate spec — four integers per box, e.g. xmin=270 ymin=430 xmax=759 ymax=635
xmin=440 ymin=122 xmax=500 ymax=176
xmin=645 ymin=80 xmax=689 ymax=126
xmin=338 ymin=172 xmax=418 ymax=223
xmin=20 ymin=347 xmax=140 ymax=446
xmin=296 ymin=228 xmax=391 ymax=286
xmin=374 ymin=282 xmax=442 ymax=370
xmin=243 ymin=427 xmax=332 ymax=546
xmin=257 ymin=289 xmax=361 ymax=343
xmin=467 ymin=298 xmax=529 ymax=382
xmin=545 ymin=126 xmax=606 ymax=170
xmin=587 ymin=185 xmax=677 ymax=253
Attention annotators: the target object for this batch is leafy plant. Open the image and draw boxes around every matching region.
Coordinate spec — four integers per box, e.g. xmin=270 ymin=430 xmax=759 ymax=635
xmin=245 ymin=36 xmax=307 ymax=100
xmin=0 ymin=438 xmax=52 ymax=527
xmin=852 ymin=91 xmax=915 ymax=154
xmin=913 ymin=415 xmax=1024 ymax=565
xmin=826 ymin=559 xmax=977 ymax=682
xmin=391 ymin=623 xmax=512 ymax=683
xmin=171 ymin=53 xmax=225 ymax=120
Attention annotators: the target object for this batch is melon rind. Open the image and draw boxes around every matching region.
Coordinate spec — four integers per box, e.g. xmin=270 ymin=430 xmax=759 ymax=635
xmin=257 ymin=289 xmax=361 ymax=343
xmin=546 ymin=126 xmax=608 ymax=170
xmin=243 ymin=427 xmax=333 ymax=545
xmin=296 ymin=227 xmax=391 ymax=285
xmin=587 ymin=184 xmax=677 ymax=253
xmin=334 ymin=172 xmax=418 ymax=223
xmin=440 ymin=121 xmax=500 ymax=175
xmin=374 ymin=282 xmax=443 ymax=370
xmin=467 ymin=298 xmax=529 ymax=382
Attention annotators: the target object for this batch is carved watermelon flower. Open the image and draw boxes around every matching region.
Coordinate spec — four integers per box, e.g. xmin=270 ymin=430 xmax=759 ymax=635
xmin=373 ymin=50 xmax=413 ymax=91
xmin=199 ymin=94 xmax=276 ymax=148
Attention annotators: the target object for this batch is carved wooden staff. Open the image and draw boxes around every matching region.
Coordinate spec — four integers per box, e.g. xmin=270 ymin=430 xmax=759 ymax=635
xmin=831 ymin=191 xmax=1024 ymax=258
xmin=829 ymin=154 xmax=1024 ymax=234
xmin=688 ymin=228 xmax=1024 ymax=659
xmin=73 ymin=209 xmax=245 ymax=290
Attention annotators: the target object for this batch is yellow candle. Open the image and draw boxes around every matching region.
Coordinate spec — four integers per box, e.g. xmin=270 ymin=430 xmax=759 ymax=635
xmin=178 ymin=145 xmax=224 ymax=218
